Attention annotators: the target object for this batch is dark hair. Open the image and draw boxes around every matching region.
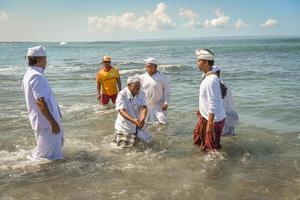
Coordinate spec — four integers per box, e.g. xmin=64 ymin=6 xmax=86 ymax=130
xmin=204 ymin=49 xmax=214 ymax=66
xmin=208 ymin=60 xmax=214 ymax=66
xmin=27 ymin=56 xmax=38 ymax=66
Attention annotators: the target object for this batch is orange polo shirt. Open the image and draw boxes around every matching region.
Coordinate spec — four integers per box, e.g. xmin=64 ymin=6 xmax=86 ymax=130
xmin=96 ymin=66 xmax=120 ymax=96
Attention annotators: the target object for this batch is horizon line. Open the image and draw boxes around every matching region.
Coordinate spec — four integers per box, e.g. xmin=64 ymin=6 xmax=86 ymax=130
xmin=1 ymin=34 xmax=300 ymax=43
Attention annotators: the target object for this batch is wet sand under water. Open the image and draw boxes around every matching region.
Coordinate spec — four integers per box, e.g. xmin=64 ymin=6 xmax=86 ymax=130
xmin=1 ymin=119 xmax=299 ymax=200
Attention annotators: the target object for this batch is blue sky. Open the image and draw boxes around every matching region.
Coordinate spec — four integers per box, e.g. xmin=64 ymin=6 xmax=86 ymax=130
xmin=0 ymin=0 xmax=299 ymax=41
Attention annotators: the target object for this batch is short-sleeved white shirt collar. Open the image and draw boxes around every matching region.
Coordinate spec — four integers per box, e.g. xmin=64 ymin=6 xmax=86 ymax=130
xmin=115 ymin=87 xmax=147 ymax=133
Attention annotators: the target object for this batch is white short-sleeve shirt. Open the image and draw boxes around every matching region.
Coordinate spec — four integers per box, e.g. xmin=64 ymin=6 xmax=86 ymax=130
xmin=22 ymin=66 xmax=61 ymax=130
xmin=115 ymin=87 xmax=147 ymax=133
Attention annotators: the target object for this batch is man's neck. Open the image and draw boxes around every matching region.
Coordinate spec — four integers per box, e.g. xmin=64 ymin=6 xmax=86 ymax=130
xmin=203 ymin=66 xmax=212 ymax=74
xmin=103 ymin=65 xmax=111 ymax=69
xmin=31 ymin=65 xmax=44 ymax=69
xmin=148 ymin=70 xmax=158 ymax=76
xmin=103 ymin=65 xmax=112 ymax=71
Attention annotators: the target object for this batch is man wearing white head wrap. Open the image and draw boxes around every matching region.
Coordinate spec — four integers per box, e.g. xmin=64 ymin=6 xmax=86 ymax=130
xmin=127 ymin=74 xmax=140 ymax=84
xmin=140 ymin=57 xmax=171 ymax=124
xmin=22 ymin=46 xmax=64 ymax=160
xmin=113 ymin=75 xmax=149 ymax=148
xmin=193 ymin=49 xmax=226 ymax=152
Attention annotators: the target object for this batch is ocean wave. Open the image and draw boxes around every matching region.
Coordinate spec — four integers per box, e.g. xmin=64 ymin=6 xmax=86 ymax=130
xmin=60 ymin=103 xmax=115 ymax=116
xmin=0 ymin=66 xmax=22 ymax=75
xmin=119 ymin=69 xmax=144 ymax=75
xmin=118 ymin=61 xmax=144 ymax=66
xmin=159 ymin=64 xmax=189 ymax=69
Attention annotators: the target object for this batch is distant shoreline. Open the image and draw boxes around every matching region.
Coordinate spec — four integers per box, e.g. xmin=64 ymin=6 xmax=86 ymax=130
xmin=1 ymin=35 xmax=300 ymax=43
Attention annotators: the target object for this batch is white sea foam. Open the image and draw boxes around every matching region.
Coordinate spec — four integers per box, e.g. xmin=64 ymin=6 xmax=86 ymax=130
xmin=0 ymin=148 xmax=53 ymax=173
xmin=159 ymin=64 xmax=187 ymax=69
xmin=119 ymin=69 xmax=144 ymax=75
xmin=65 ymin=138 xmax=99 ymax=151
xmin=203 ymin=150 xmax=226 ymax=162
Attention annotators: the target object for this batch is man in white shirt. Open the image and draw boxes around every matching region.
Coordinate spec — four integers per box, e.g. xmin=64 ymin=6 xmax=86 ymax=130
xmin=22 ymin=46 xmax=64 ymax=160
xmin=140 ymin=57 xmax=170 ymax=124
xmin=193 ymin=49 xmax=226 ymax=152
xmin=113 ymin=75 xmax=148 ymax=148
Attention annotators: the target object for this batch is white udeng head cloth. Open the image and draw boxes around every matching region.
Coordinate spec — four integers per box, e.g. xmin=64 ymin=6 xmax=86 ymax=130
xmin=195 ymin=49 xmax=214 ymax=60
xmin=127 ymin=74 xmax=140 ymax=84
xmin=27 ymin=46 xmax=47 ymax=57
xmin=144 ymin=57 xmax=157 ymax=65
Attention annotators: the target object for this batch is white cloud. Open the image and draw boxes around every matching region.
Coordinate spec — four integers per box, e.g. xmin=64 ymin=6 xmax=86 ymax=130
xmin=261 ymin=18 xmax=278 ymax=27
xmin=0 ymin=10 xmax=8 ymax=22
xmin=88 ymin=3 xmax=176 ymax=33
xmin=204 ymin=9 xmax=229 ymax=28
xmin=179 ymin=8 xmax=202 ymax=28
xmin=179 ymin=8 xmax=197 ymax=21
xmin=235 ymin=19 xmax=248 ymax=29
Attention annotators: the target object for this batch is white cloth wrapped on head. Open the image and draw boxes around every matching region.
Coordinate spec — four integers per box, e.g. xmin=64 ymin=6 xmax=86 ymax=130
xmin=195 ymin=49 xmax=214 ymax=60
xmin=144 ymin=57 xmax=157 ymax=65
xmin=27 ymin=46 xmax=46 ymax=57
xmin=127 ymin=74 xmax=140 ymax=84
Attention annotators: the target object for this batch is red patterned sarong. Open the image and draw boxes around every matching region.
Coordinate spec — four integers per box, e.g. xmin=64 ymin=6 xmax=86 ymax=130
xmin=101 ymin=93 xmax=118 ymax=105
xmin=194 ymin=111 xmax=225 ymax=152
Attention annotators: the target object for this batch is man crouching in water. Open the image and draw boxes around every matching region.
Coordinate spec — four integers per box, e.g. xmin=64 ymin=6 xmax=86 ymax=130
xmin=112 ymin=75 xmax=147 ymax=148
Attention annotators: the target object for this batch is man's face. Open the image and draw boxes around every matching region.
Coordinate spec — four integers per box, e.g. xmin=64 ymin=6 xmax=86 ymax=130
xmin=197 ymin=59 xmax=207 ymax=71
xmin=103 ymin=61 xmax=111 ymax=68
xmin=128 ymin=82 xmax=140 ymax=95
xmin=145 ymin=63 xmax=157 ymax=75
xmin=37 ymin=57 xmax=47 ymax=69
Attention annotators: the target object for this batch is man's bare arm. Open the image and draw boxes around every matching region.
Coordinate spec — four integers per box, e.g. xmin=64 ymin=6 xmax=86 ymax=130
xmin=36 ymin=97 xmax=60 ymax=134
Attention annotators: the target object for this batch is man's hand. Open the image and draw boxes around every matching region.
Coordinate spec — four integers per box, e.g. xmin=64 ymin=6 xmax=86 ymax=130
xmin=161 ymin=103 xmax=168 ymax=111
xmin=50 ymin=120 xmax=60 ymax=134
xmin=138 ymin=118 xmax=145 ymax=128
xmin=36 ymin=97 xmax=61 ymax=135
xmin=97 ymin=94 xmax=101 ymax=102
xmin=206 ymin=122 xmax=214 ymax=137
xmin=132 ymin=119 xmax=140 ymax=126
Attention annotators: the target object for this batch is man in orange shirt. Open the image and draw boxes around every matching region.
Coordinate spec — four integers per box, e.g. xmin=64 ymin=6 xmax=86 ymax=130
xmin=96 ymin=56 xmax=121 ymax=105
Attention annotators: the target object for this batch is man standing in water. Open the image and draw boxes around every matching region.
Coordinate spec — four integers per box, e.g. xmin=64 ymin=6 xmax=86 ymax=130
xmin=140 ymin=57 xmax=170 ymax=124
xmin=194 ymin=49 xmax=226 ymax=152
xmin=96 ymin=56 xmax=121 ymax=105
xmin=22 ymin=46 xmax=64 ymax=160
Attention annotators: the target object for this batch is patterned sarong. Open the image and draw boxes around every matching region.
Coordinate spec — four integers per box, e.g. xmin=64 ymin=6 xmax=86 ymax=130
xmin=112 ymin=129 xmax=137 ymax=148
xmin=193 ymin=111 xmax=225 ymax=152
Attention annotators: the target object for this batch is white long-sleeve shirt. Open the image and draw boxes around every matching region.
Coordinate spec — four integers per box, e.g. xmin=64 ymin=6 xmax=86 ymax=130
xmin=199 ymin=74 xmax=226 ymax=122
xmin=22 ymin=66 xmax=62 ymax=130
xmin=140 ymin=71 xmax=171 ymax=105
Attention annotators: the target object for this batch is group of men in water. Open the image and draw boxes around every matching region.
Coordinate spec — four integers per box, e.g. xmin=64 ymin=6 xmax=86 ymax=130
xmin=22 ymin=45 xmax=238 ymax=160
